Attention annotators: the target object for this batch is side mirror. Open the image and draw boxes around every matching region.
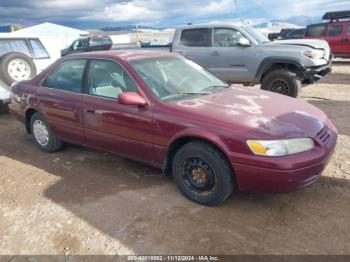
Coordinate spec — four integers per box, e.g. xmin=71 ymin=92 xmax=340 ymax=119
xmin=237 ymin=37 xmax=251 ymax=47
xmin=118 ymin=92 xmax=148 ymax=106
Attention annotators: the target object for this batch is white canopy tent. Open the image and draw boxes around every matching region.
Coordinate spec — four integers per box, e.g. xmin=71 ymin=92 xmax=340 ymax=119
xmin=12 ymin=22 xmax=89 ymax=59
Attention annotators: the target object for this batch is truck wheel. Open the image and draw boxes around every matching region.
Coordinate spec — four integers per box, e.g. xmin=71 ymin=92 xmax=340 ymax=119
xmin=261 ymin=70 xmax=301 ymax=98
xmin=0 ymin=52 xmax=36 ymax=85
xmin=30 ymin=112 xmax=62 ymax=152
xmin=172 ymin=141 xmax=234 ymax=206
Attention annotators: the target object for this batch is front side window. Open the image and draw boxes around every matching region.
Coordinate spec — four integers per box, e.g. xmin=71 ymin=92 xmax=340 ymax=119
xmin=0 ymin=39 xmax=31 ymax=57
xmin=87 ymin=60 xmax=138 ymax=99
xmin=213 ymin=28 xmax=245 ymax=47
xmin=130 ymin=56 xmax=227 ymax=101
xmin=30 ymin=39 xmax=49 ymax=58
xmin=305 ymin=24 xmax=327 ymax=36
xmin=43 ymin=59 xmax=86 ymax=93
xmin=328 ymin=25 xmax=343 ymax=36
xmin=180 ymin=28 xmax=210 ymax=47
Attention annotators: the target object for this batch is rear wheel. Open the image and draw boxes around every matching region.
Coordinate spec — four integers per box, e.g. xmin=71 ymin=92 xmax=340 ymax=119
xmin=0 ymin=52 xmax=36 ymax=85
xmin=30 ymin=112 xmax=62 ymax=152
xmin=172 ymin=141 xmax=234 ymax=206
xmin=261 ymin=69 xmax=301 ymax=97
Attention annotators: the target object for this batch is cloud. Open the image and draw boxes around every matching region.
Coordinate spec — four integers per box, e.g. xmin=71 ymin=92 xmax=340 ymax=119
xmin=83 ymin=1 xmax=163 ymax=22
xmin=0 ymin=0 xmax=349 ymax=28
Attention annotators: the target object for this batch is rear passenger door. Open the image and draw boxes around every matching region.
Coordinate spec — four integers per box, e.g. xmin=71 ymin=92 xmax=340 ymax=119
xmin=173 ymin=28 xmax=210 ymax=67
xmin=38 ymin=59 xmax=86 ymax=144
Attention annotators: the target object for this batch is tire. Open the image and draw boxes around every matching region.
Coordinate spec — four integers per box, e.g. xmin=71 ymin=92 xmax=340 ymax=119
xmin=30 ymin=112 xmax=62 ymax=152
xmin=172 ymin=141 xmax=234 ymax=206
xmin=261 ymin=69 xmax=301 ymax=98
xmin=0 ymin=52 xmax=36 ymax=85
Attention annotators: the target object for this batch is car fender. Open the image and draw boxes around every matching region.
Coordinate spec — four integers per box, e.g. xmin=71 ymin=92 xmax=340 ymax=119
xmin=255 ymin=57 xmax=304 ymax=82
xmin=162 ymin=127 xmax=232 ymax=174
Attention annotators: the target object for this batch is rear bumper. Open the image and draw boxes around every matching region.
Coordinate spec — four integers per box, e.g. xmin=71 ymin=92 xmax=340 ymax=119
xmin=231 ymin=125 xmax=337 ymax=193
xmin=0 ymin=99 xmax=10 ymax=111
xmin=302 ymin=55 xmax=333 ymax=83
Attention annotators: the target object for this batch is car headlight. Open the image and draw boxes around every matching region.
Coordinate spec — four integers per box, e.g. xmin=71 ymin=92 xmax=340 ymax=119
xmin=246 ymin=138 xmax=315 ymax=157
xmin=303 ymin=50 xmax=325 ymax=59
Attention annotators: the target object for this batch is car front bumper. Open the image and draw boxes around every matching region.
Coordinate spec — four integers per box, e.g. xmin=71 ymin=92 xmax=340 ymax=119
xmin=302 ymin=55 xmax=333 ymax=84
xmin=231 ymin=124 xmax=337 ymax=193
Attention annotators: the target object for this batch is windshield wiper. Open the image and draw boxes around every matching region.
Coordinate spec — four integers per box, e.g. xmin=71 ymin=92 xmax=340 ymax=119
xmin=161 ymin=91 xmax=210 ymax=101
xmin=201 ymin=85 xmax=229 ymax=92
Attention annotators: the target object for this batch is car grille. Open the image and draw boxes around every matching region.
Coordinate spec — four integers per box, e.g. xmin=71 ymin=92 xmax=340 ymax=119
xmin=315 ymin=126 xmax=332 ymax=145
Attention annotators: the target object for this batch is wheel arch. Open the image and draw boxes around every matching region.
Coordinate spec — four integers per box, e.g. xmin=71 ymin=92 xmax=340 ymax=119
xmin=256 ymin=58 xmax=304 ymax=82
xmin=162 ymin=131 xmax=233 ymax=176
xmin=25 ymin=107 xmax=39 ymax=134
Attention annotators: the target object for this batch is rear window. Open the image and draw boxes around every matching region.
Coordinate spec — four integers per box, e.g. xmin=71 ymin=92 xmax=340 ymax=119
xmin=29 ymin=39 xmax=49 ymax=58
xmin=180 ymin=28 xmax=210 ymax=47
xmin=0 ymin=39 xmax=31 ymax=57
xmin=328 ymin=25 xmax=343 ymax=36
xmin=289 ymin=28 xmax=305 ymax=36
xmin=305 ymin=24 xmax=327 ymax=37
xmin=89 ymin=36 xmax=112 ymax=47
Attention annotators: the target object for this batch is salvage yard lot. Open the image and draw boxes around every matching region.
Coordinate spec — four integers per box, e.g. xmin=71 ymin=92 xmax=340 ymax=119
xmin=0 ymin=61 xmax=349 ymax=255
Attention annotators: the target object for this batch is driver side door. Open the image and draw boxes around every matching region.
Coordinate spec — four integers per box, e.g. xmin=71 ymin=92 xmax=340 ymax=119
xmin=208 ymin=27 xmax=252 ymax=83
xmin=82 ymin=59 xmax=155 ymax=164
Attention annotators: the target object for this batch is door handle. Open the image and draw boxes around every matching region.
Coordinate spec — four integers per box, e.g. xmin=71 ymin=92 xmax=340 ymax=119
xmin=210 ymin=51 xmax=220 ymax=56
xmin=85 ymin=109 xmax=95 ymax=113
xmin=341 ymin=38 xmax=349 ymax=43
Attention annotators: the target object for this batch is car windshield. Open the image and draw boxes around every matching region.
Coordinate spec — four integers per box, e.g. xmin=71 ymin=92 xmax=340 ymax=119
xmin=241 ymin=26 xmax=270 ymax=44
xmin=130 ymin=56 xmax=228 ymax=101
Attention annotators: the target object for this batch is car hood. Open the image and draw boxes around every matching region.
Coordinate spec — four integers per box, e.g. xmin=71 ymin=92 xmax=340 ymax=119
xmin=167 ymin=87 xmax=327 ymax=139
xmin=267 ymin=39 xmax=331 ymax=60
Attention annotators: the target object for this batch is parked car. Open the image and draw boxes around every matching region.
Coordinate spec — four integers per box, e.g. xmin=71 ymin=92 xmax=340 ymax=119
xmin=61 ymin=36 xmax=113 ymax=57
xmin=278 ymin=28 xmax=306 ymax=40
xmin=169 ymin=24 xmax=332 ymax=97
xmin=9 ymin=51 xmax=337 ymax=206
xmin=305 ymin=11 xmax=350 ymax=58
xmin=0 ymin=85 xmax=10 ymax=112
xmin=0 ymin=35 xmax=52 ymax=86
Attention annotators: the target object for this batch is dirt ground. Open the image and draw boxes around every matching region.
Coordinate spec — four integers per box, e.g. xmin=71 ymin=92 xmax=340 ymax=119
xmin=0 ymin=60 xmax=349 ymax=256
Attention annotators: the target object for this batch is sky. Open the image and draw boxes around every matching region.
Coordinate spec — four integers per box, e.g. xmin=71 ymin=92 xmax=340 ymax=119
xmin=0 ymin=0 xmax=349 ymax=29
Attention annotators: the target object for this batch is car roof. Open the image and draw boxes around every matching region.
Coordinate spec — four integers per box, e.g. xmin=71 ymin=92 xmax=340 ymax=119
xmin=177 ymin=23 xmax=243 ymax=30
xmin=0 ymin=33 xmax=40 ymax=39
xmin=64 ymin=50 xmax=178 ymax=62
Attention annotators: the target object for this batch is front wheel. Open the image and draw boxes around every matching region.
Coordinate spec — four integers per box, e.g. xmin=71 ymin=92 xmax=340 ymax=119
xmin=261 ymin=69 xmax=301 ymax=98
xmin=172 ymin=141 xmax=234 ymax=206
xmin=30 ymin=112 xmax=62 ymax=152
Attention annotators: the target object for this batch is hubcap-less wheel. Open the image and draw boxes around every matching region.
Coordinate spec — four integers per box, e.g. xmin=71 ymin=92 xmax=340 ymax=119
xmin=181 ymin=157 xmax=215 ymax=193
xmin=7 ymin=59 xmax=31 ymax=81
xmin=269 ymin=79 xmax=290 ymax=95
xmin=33 ymin=120 xmax=49 ymax=147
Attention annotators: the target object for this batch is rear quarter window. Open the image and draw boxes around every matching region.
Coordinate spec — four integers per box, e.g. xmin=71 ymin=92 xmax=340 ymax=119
xmin=180 ymin=28 xmax=210 ymax=47
xmin=0 ymin=39 xmax=31 ymax=57
xmin=29 ymin=39 xmax=49 ymax=58
xmin=89 ymin=37 xmax=112 ymax=47
xmin=305 ymin=24 xmax=327 ymax=37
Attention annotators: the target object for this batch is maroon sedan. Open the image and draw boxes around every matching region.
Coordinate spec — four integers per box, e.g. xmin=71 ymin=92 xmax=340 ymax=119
xmin=9 ymin=51 xmax=337 ymax=206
